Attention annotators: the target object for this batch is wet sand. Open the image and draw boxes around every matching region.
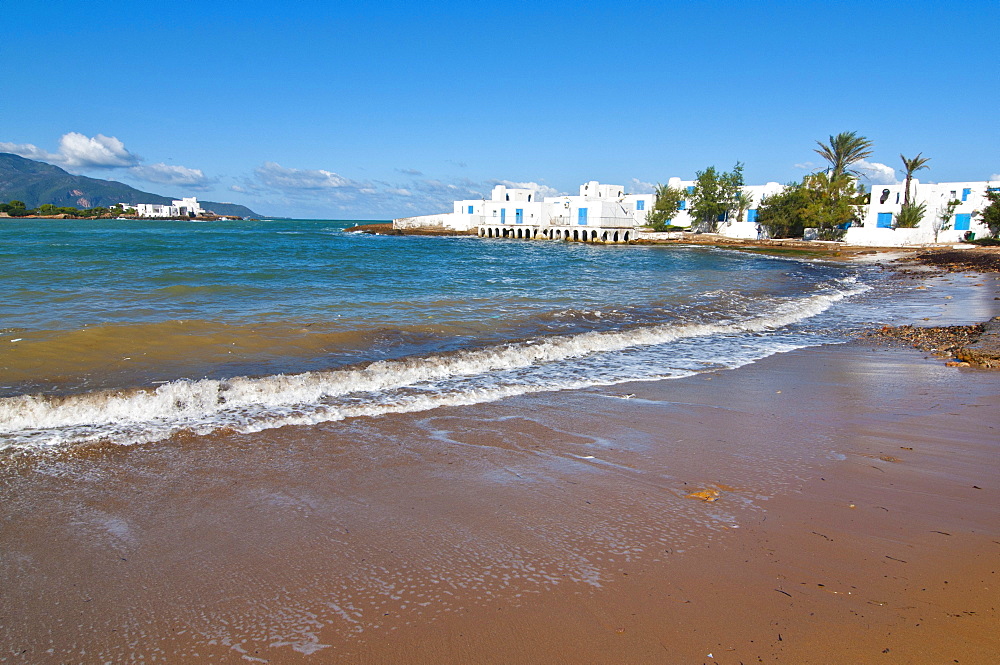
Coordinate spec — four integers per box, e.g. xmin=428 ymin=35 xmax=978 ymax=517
xmin=2 ymin=274 xmax=999 ymax=664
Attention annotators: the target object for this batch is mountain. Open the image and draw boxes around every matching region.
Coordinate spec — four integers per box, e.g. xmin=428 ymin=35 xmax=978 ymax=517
xmin=0 ymin=153 xmax=261 ymax=218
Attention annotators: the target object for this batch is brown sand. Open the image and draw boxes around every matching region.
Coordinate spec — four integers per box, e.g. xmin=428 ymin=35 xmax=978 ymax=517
xmin=1 ymin=275 xmax=999 ymax=664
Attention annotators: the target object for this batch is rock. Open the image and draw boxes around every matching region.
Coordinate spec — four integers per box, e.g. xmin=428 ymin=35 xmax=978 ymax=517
xmin=956 ymin=316 xmax=1000 ymax=367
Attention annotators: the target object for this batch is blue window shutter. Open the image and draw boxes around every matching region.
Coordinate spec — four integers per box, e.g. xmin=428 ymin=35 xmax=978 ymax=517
xmin=515 ymin=208 xmax=523 ymax=223
xmin=501 ymin=209 xmax=506 ymax=224
xmin=747 ymin=209 xmax=758 ymax=223
xmin=467 ymin=205 xmax=474 ymax=214
xmin=636 ymin=200 xmax=645 ymax=211
xmin=679 ymin=200 xmax=686 ymax=211
xmin=877 ymin=212 xmax=893 ymax=228
xmin=962 ymin=188 xmax=971 ymax=201
xmin=686 ymin=186 xmax=695 ymax=195
xmin=955 ymin=213 xmax=971 ymax=230
xmin=578 ymin=208 xmax=588 ymax=225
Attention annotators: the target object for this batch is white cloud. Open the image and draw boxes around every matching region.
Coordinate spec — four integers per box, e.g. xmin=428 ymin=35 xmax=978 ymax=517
xmin=794 ymin=161 xmax=817 ymax=170
xmin=628 ymin=178 xmax=656 ymax=194
xmin=0 ymin=140 xmax=55 ymax=162
xmin=129 ymin=162 xmax=215 ymax=189
xmin=56 ymin=132 xmax=139 ymax=168
xmin=254 ymin=161 xmax=358 ymax=191
xmin=990 ymin=173 xmax=1000 ymax=181
xmin=855 ymin=160 xmax=898 ymax=185
xmin=496 ymin=180 xmax=564 ymax=199
xmin=3 ymin=132 xmax=142 ymax=170
xmin=396 ymin=168 xmax=423 ymax=176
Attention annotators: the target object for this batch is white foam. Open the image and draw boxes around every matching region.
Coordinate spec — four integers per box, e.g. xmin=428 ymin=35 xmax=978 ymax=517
xmin=0 ymin=282 xmax=868 ymax=450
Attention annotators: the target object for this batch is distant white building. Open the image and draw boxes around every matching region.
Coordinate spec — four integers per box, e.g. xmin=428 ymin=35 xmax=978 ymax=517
xmin=132 ymin=197 xmax=205 ymax=218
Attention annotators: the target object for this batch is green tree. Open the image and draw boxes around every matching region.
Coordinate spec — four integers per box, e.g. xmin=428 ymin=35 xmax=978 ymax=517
xmin=799 ymin=171 xmax=865 ymax=240
xmin=734 ymin=189 xmax=754 ymax=223
xmin=689 ymin=162 xmax=744 ymax=232
xmin=894 ymin=201 xmax=926 ymax=228
xmin=899 ymin=153 xmax=930 ymax=207
xmin=756 ymin=182 xmax=810 ymax=238
xmin=979 ymin=189 xmax=1000 ymax=238
xmin=933 ymin=199 xmax=961 ymax=243
xmin=814 ymin=131 xmax=874 ymax=178
xmin=645 ymin=184 xmax=685 ymax=231
xmin=1 ymin=200 xmax=29 ymax=217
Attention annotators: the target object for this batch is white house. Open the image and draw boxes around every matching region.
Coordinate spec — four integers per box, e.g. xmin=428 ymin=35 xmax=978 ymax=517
xmin=845 ymin=180 xmax=998 ymax=246
xmin=477 ymin=181 xmax=641 ymax=243
xmin=659 ymin=178 xmax=785 ymax=239
xmin=132 ymin=197 xmax=206 ymax=218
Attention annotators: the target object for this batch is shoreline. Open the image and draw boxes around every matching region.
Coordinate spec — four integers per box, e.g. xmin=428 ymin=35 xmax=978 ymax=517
xmin=1 ymin=253 xmax=999 ymax=663
xmin=346 ymin=221 xmax=1000 ymax=262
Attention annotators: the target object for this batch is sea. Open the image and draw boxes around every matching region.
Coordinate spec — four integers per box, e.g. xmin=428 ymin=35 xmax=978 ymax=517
xmin=0 ymin=218 xmax=907 ymax=454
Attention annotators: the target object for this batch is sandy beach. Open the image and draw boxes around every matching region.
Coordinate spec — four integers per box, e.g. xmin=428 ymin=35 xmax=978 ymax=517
xmin=1 ymin=261 xmax=998 ymax=664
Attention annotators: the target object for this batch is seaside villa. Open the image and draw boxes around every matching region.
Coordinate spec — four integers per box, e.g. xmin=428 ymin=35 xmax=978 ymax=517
xmin=130 ymin=197 xmax=205 ymax=218
xmin=393 ymin=178 xmax=998 ymax=247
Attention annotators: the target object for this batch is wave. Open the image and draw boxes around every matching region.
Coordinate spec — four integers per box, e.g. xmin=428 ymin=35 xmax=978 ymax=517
xmin=0 ymin=280 xmax=868 ymax=452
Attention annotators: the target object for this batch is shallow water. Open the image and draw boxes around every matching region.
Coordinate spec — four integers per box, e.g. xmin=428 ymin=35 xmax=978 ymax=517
xmin=0 ymin=218 xmax=910 ymax=451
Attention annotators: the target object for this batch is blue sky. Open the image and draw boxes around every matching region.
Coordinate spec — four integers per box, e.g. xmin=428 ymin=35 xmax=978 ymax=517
xmin=4 ymin=0 xmax=998 ymax=219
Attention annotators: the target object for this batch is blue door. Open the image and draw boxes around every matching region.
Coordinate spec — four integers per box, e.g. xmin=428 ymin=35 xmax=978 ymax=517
xmin=515 ymin=208 xmax=523 ymax=224
xmin=578 ymin=208 xmax=588 ymax=225
xmin=955 ymin=213 xmax=971 ymax=231
xmin=500 ymin=209 xmax=506 ymax=224
xmin=747 ymin=209 xmax=758 ymax=223
xmin=467 ymin=205 xmax=474 ymax=214
xmin=876 ymin=212 xmax=893 ymax=228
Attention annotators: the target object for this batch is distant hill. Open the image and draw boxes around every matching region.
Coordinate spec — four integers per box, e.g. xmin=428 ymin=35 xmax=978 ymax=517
xmin=0 ymin=153 xmax=261 ymax=218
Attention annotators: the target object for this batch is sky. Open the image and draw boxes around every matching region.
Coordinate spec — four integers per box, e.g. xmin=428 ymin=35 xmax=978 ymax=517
xmin=3 ymin=0 xmax=998 ymax=219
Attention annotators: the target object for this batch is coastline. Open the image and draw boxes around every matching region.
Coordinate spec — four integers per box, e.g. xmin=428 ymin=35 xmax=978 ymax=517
xmin=347 ymin=221 xmax=1000 ymax=265
xmin=1 ymin=255 xmax=998 ymax=663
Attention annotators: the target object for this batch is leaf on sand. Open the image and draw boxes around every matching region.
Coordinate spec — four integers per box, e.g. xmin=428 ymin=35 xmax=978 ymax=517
xmin=686 ymin=489 xmax=721 ymax=502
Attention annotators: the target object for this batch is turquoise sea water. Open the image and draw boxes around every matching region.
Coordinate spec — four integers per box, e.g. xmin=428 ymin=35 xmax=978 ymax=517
xmin=0 ymin=218 xmax=890 ymax=451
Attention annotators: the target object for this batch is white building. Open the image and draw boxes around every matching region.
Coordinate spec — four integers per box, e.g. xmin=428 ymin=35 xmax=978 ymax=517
xmin=393 ymin=176 xmax=999 ymax=246
xmin=659 ymin=178 xmax=785 ymax=239
xmin=132 ymin=197 xmax=205 ymax=218
xmin=845 ymin=180 xmax=998 ymax=246
xmin=396 ymin=181 xmax=647 ymax=243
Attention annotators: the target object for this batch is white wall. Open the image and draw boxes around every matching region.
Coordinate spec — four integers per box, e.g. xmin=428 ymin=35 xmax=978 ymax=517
xmin=491 ymin=185 xmax=537 ymax=203
xmin=394 ymin=213 xmax=478 ymax=231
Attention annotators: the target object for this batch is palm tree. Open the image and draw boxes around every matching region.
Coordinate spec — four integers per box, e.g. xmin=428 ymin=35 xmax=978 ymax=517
xmin=734 ymin=189 xmax=754 ymax=223
xmin=899 ymin=153 xmax=931 ymax=207
xmin=814 ymin=131 xmax=874 ymax=178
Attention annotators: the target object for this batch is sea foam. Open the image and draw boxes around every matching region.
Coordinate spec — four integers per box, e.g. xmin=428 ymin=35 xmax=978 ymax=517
xmin=0 ymin=280 xmax=867 ymax=451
